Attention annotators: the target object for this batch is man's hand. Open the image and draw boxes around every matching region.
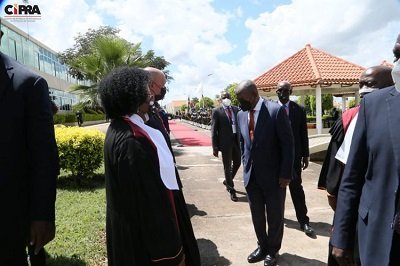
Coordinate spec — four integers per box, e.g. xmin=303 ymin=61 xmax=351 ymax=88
xmin=213 ymin=149 xmax=218 ymax=158
xmin=302 ymin=157 xmax=309 ymax=170
xmin=279 ymin=178 xmax=291 ymax=188
xmin=332 ymin=247 xmax=354 ymax=266
xmin=30 ymin=221 xmax=55 ymax=255
xmin=327 ymin=194 xmax=337 ymax=211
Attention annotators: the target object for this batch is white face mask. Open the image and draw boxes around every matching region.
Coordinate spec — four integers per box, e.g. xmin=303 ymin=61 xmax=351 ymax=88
xmin=359 ymin=85 xmax=378 ymax=97
xmin=222 ymin=98 xmax=231 ymax=107
xmin=392 ymin=60 xmax=400 ymax=92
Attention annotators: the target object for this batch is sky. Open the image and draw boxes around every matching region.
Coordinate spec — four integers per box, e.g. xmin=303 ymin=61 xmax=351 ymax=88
xmin=2 ymin=0 xmax=400 ymax=105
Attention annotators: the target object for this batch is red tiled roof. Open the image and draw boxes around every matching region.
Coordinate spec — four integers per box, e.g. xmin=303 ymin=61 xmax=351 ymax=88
xmin=254 ymin=44 xmax=365 ymax=91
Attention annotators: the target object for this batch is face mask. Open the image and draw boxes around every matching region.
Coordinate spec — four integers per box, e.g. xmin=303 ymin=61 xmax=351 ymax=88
xmin=222 ymin=98 xmax=231 ymax=106
xmin=359 ymin=85 xmax=378 ymax=97
xmin=154 ymin=87 xmax=167 ymax=101
xmin=392 ymin=60 xmax=400 ymax=92
xmin=239 ymin=100 xmax=252 ymax=111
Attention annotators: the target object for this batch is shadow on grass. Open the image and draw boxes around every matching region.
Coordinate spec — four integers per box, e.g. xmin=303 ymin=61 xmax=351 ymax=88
xmin=57 ymin=173 xmax=105 ymax=191
xmin=47 ymin=254 xmax=87 ymax=266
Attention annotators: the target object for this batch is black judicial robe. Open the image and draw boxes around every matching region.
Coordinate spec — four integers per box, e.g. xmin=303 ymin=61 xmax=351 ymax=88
xmin=104 ymin=118 xmax=200 ymax=265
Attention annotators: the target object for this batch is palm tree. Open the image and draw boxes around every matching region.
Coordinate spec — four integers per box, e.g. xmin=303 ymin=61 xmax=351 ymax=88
xmin=62 ymin=31 xmax=169 ymax=110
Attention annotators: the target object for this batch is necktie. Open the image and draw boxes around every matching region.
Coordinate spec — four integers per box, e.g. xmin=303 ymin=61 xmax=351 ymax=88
xmin=285 ymin=104 xmax=289 ymax=115
xmin=227 ymin=107 xmax=233 ymax=123
xmin=249 ymin=110 xmax=255 ymax=142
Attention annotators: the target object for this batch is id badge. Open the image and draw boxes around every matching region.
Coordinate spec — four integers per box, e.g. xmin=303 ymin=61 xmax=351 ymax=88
xmin=232 ymin=125 xmax=237 ymax=134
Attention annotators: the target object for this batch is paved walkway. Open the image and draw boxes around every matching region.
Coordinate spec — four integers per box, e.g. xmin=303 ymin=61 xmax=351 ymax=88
xmin=168 ymin=120 xmax=333 ymax=266
xmin=88 ymin=120 xmax=333 ymax=265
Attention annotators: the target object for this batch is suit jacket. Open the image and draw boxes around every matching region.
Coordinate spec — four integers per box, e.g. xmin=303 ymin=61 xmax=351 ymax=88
xmin=238 ymin=99 xmax=294 ymax=187
xmin=287 ymin=101 xmax=309 ymax=169
xmin=211 ymin=105 xmax=240 ymax=153
xmin=331 ymin=86 xmax=400 ymax=266
xmin=0 ymin=53 xmax=59 ymax=233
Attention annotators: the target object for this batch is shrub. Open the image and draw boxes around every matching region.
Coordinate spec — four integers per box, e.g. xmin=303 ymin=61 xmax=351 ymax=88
xmin=55 ymin=126 xmax=105 ymax=182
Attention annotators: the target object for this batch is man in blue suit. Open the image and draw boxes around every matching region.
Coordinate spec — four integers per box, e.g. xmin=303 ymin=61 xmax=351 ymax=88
xmin=235 ymin=80 xmax=294 ymax=266
xmin=0 ymin=25 xmax=59 ymax=265
xmin=331 ymin=34 xmax=400 ymax=265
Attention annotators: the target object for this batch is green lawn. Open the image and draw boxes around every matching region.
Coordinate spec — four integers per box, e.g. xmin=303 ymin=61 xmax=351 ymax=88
xmin=45 ymin=170 xmax=107 ymax=266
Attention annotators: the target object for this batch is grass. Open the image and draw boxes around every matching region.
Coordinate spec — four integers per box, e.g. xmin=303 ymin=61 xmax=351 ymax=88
xmin=45 ymin=167 xmax=107 ymax=266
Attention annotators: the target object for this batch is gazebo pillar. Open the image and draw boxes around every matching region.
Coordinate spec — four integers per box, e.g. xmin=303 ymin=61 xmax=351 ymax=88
xmin=355 ymin=91 xmax=360 ymax=105
xmin=341 ymin=96 xmax=347 ymax=112
xmin=316 ymin=85 xmax=322 ymax=134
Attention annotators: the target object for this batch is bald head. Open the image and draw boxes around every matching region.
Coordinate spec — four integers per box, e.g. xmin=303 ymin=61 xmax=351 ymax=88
xmin=235 ymin=80 xmax=259 ymax=111
xmin=359 ymin=65 xmax=394 ymax=96
xmin=144 ymin=67 xmax=166 ymax=97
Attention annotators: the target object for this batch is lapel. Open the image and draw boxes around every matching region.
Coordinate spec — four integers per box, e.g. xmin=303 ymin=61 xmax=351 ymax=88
xmin=0 ymin=53 xmax=15 ymax=102
xmin=220 ymin=105 xmax=230 ymax=124
xmin=386 ymin=87 xmax=400 ymax=174
xmin=288 ymin=101 xmax=295 ymax=121
xmin=253 ymin=101 xmax=268 ymax=144
xmin=240 ymin=111 xmax=250 ymax=143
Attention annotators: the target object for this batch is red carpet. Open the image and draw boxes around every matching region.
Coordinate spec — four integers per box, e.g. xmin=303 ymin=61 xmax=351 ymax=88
xmin=169 ymin=120 xmax=212 ymax=146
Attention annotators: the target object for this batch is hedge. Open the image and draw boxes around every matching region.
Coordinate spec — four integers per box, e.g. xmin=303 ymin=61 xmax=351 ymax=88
xmin=53 ymin=113 xmax=106 ymax=125
xmin=55 ymin=126 xmax=105 ymax=181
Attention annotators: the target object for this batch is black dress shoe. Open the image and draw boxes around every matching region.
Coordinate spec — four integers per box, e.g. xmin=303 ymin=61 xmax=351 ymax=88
xmin=301 ymin=223 xmax=315 ymax=236
xmin=247 ymin=247 xmax=267 ymax=263
xmin=230 ymin=191 xmax=238 ymax=202
xmin=264 ymin=254 xmax=277 ymax=266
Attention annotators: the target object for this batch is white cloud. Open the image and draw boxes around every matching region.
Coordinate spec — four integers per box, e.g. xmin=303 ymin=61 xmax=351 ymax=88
xmin=7 ymin=0 xmax=104 ymax=52
xmin=242 ymin=0 xmax=400 ymax=77
xmin=5 ymin=0 xmax=400 ymax=104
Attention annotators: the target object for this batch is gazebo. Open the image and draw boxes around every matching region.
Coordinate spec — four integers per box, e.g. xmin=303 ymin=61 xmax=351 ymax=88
xmin=254 ymin=44 xmax=365 ymax=134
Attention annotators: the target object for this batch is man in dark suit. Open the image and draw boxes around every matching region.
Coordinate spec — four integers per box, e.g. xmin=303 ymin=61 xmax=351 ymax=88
xmin=211 ymin=92 xmax=241 ymax=201
xmin=331 ymin=34 xmax=400 ymax=265
xmin=0 ymin=28 xmax=59 ymax=265
xmin=276 ymin=81 xmax=314 ymax=236
xmin=235 ymin=80 xmax=294 ymax=266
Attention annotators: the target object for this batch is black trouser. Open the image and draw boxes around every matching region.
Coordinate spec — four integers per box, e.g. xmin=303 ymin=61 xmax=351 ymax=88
xmin=289 ymin=163 xmax=309 ymax=225
xmin=246 ymin=176 xmax=286 ymax=255
xmin=390 ymin=232 xmax=400 ymax=265
xmin=28 ymin=246 xmax=46 ymax=266
xmin=221 ymin=138 xmax=241 ymax=191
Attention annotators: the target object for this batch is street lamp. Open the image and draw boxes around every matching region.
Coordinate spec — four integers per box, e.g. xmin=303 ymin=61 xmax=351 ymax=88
xmin=201 ymin=73 xmax=213 ymax=109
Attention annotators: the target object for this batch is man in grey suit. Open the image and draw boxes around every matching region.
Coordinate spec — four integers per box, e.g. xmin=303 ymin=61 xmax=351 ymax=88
xmin=0 ymin=25 xmax=59 ymax=265
xmin=331 ymin=34 xmax=400 ymax=265
xmin=211 ymin=92 xmax=241 ymax=201
xmin=235 ymin=80 xmax=294 ymax=266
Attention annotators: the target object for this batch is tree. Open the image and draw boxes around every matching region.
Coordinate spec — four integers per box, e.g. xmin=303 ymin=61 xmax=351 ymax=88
xmin=226 ymin=83 xmax=238 ymax=106
xmin=196 ymin=97 xmax=214 ymax=109
xmin=60 ymin=27 xmax=170 ymax=109
xmin=322 ymin=94 xmax=333 ymax=113
xmin=301 ymin=94 xmax=333 ymax=116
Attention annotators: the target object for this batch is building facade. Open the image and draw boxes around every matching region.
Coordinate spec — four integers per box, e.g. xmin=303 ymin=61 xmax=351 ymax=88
xmin=0 ymin=19 xmax=84 ymax=111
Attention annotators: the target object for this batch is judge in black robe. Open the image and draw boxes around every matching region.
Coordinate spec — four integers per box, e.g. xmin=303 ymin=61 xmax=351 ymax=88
xmin=99 ymin=67 xmax=200 ymax=266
